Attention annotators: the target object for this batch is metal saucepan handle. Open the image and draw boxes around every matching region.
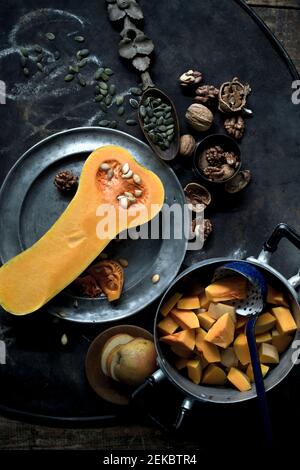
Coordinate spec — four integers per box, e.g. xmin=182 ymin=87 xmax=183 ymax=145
xmin=174 ymin=397 xmax=194 ymax=430
xmin=255 ymin=223 xmax=300 ymax=287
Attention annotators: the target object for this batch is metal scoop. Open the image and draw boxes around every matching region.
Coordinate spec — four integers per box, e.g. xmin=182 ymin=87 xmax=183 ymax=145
xmin=213 ymin=261 xmax=273 ymax=447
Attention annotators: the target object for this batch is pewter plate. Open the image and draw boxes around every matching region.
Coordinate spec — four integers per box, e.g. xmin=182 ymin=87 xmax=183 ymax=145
xmin=0 ymin=127 xmax=187 ymax=323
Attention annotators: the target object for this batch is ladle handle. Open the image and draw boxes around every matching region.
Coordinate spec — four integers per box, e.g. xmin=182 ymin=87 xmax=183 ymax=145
xmin=246 ymin=316 xmax=273 ymax=448
xmin=264 ymin=223 xmax=300 ymax=253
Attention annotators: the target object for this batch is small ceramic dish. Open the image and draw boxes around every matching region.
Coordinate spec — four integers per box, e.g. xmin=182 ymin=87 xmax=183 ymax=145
xmin=85 ymin=324 xmax=153 ymax=405
xmin=193 ymin=134 xmax=241 ymax=184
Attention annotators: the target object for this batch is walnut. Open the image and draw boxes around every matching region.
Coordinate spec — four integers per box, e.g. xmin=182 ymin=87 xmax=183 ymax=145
xmin=199 ymin=145 xmax=240 ymax=182
xmin=185 ymin=103 xmax=213 ymax=132
xmin=192 ymin=217 xmax=213 ymax=242
xmin=219 ymin=77 xmax=251 ymax=113
xmin=195 ymin=85 xmax=219 ymax=105
xmin=184 ymin=182 xmax=211 ymax=213
xmin=179 ymin=134 xmax=196 ymax=157
xmin=179 ymin=70 xmax=202 ymax=87
xmin=224 ymin=115 xmax=245 ymax=139
xmin=54 ymin=170 xmax=78 ymax=192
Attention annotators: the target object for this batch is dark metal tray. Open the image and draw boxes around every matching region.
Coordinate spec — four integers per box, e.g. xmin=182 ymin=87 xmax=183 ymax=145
xmin=0 ymin=0 xmax=299 ymax=429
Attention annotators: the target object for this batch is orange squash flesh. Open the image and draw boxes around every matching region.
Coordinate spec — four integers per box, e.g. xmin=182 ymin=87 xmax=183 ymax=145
xmin=0 ymin=145 xmax=164 ymax=315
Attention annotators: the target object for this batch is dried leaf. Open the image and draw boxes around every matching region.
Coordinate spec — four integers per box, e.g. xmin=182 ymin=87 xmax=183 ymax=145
xmin=108 ymin=4 xmax=126 ymax=21
xmin=134 ymin=36 xmax=154 ymax=55
xmin=126 ymin=2 xmax=144 ymax=20
xmin=119 ymin=38 xmax=136 ymax=59
xmin=132 ymin=55 xmax=150 ymax=71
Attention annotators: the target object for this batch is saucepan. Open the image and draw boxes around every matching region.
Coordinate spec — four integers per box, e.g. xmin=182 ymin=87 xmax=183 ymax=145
xmin=132 ymin=223 xmax=300 ymax=428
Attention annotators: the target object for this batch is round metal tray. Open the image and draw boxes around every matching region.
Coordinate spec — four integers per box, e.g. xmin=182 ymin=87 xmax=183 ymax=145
xmin=0 ymin=127 xmax=187 ymax=323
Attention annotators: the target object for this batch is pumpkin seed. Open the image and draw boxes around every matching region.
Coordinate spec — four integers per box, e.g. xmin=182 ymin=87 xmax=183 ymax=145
xmin=109 ymin=84 xmax=116 ymax=95
xmin=23 ymin=67 xmax=29 ymax=77
xmin=65 ymin=73 xmax=74 ymax=82
xmin=94 ymin=69 xmax=102 ymax=80
xmin=151 ymin=274 xmax=160 ymax=284
xmin=122 ymin=163 xmax=130 ymax=174
xmin=99 ymin=81 xmax=108 ymax=90
xmin=133 ymin=174 xmax=141 ymax=184
xmin=109 ymin=120 xmax=117 ymax=129
xmin=78 ymin=58 xmax=88 ymax=68
xmin=126 ymin=119 xmax=137 ymax=126
xmin=74 ymin=35 xmax=85 ymax=43
xmin=95 ymin=94 xmax=103 ymax=102
xmin=100 ymin=103 xmax=107 ymax=112
xmin=100 ymin=72 xmax=109 ymax=81
xmin=20 ymin=47 xmax=28 ymax=57
xmin=34 ymin=44 xmax=42 ymax=53
xmin=119 ymin=197 xmax=128 ymax=209
xmin=77 ymin=75 xmax=86 ymax=86
xmin=124 ymin=191 xmax=133 ymax=198
xmin=105 ymin=95 xmax=112 ymax=106
xmin=157 ymin=116 xmax=164 ymax=126
xmin=45 ymin=32 xmax=55 ymax=40
xmin=121 ymin=170 xmax=133 ymax=179
xmin=128 ymin=195 xmax=136 ymax=203
xmin=164 ymin=117 xmax=174 ymax=126
xmin=20 ymin=56 xmax=27 ymax=66
xmin=61 ymin=334 xmax=68 ymax=345
xmin=107 ymin=169 xmax=114 ymax=180
xmin=69 ymin=65 xmax=79 ymax=74
xmin=139 ymin=105 xmax=146 ymax=118
xmin=129 ymin=98 xmax=139 ymax=109
xmin=100 ymin=88 xmax=108 ymax=96
xmin=100 ymin=163 xmax=110 ymax=171
xmin=115 ymin=95 xmax=124 ymax=106
xmin=36 ymin=53 xmax=43 ymax=62
xmin=167 ymin=134 xmax=174 ymax=142
xmin=36 ymin=62 xmax=43 ymax=71
xmin=54 ymin=51 xmax=60 ymax=60
xmin=104 ymin=67 xmax=113 ymax=75
xmin=78 ymin=48 xmax=89 ymax=58
xmin=118 ymin=258 xmax=128 ymax=268
xmin=134 ymin=189 xmax=142 ymax=197
xmin=130 ymin=87 xmax=142 ymax=96
xmin=117 ymin=106 xmax=125 ymax=116
xmin=99 ymin=120 xmax=110 ymax=127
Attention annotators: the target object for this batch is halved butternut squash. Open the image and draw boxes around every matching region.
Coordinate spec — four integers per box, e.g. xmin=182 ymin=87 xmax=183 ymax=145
xmin=0 ymin=146 xmax=164 ymax=315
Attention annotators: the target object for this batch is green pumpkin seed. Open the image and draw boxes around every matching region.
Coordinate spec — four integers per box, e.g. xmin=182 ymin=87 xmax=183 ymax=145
xmin=100 ymin=88 xmax=108 ymax=96
xmin=165 ymin=112 xmax=172 ymax=119
xmin=157 ymin=116 xmax=164 ymax=126
xmin=166 ymin=124 xmax=174 ymax=130
xmin=20 ymin=47 xmax=28 ymax=57
xmin=167 ymin=134 xmax=174 ymax=142
xmin=99 ymin=120 xmax=110 ymax=127
xmin=104 ymin=68 xmax=113 ymax=76
xmin=36 ymin=53 xmax=43 ymax=62
xmin=95 ymin=95 xmax=103 ymax=102
xmin=126 ymin=119 xmax=137 ymax=126
xmin=69 ymin=65 xmax=79 ymax=74
xmin=100 ymin=103 xmax=107 ymax=113
xmin=94 ymin=85 xmax=100 ymax=93
xmin=54 ymin=51 xmax=60 ymax=60
xmin=20 ymin=56 xmax=27 ymax=66
xmin=158 ymin=125 xmax=167 ymax=132
xmin=45 ymin=32 xmax=55 ymax=40
xmin=151 ymin=117 xmax=157 ymax=124
xmin=130 ymin=87 xmax=142 ymax=96
xmin=117 ymin=106 xmax=125 ymax=116
xmin=164 ymin=117 xmax=174 ymax=125
xmin=109 ymin=84 xmax=116 ymax=95
xmin=78 ymin=75 xmax=86 ymax=87
xmin=144 ymin=116 xmax=150 ymax=124
xmin=109 ymin=120 xmax=117 ymax=128
xmin=166 ymin=128 xmax=174 ymax=136
xmin=78 ymin=58 xmax=88 ymax=68
xmin=153 ymin=110 xmax=164 ymax=117
xmin=100 ymin=72 xmax=109 ymax=82
xmin=115 ymin=95 xmax=124 ymax=106
xmin=64 ymin=74 xmax=74 ymax=82
xmin=139 ymin=105 xmax=146 ymax=117
xmin=105 ymin=95 xmax=112 ymax=106
xmin=23 ymin=67 xmax=29 ymax=77
xmin=74 ymin=35 xmax=85 ymax=43
xmin=78 ymin=48 xmax=89 ymax=58
xmin=99 ymin=81 xmax=108 ymax=90
xmin=94 ymin=69 xmax=103 ymax=80
xmin=129 ymin=98 xmax=139 ymax=109
xmin=37 ymin=62 xmax=43 ymax=71
xmin=34 ymin=44 xmax=42 ymax=53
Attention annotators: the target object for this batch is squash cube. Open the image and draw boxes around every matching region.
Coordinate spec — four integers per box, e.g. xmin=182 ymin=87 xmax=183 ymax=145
xmin=271 ymin=306 xmax=297 ymax=335
xmin=195 ymin=328 xmax=221 ymax=363
xmin=259 ymin=343 xmax=279 ymax=364
xmin=170 ymin=308 xmax=199 ymax=329
xmin=208 ymin=302 xmax=236 ymax=322
xmin=171 ymin=344 xmax=193 ymax=359
xmin=255 ymin=312 xmax=276 ymax=334
xmin=204 ymin=313 xmax=235 ymax=349
xmin=187 ymin=359 xmax=202 ymax=384
xmin=267 ymin=285 xmax=288 ymax=307
xmin=227 ymin=367 xmax=251 ymax=392
xmin=175 ymin=358 xmax=189 ymax=370
xmin=177 ymin=296 xmax=200 ymax=310
xmin=160 ymin=329 xmax=195 ymax=351
xmin=255 ymin=332 xmax=272 ymax=344
xmin=160 ymin=292 xmax=183 ymax=317
xmin=199 ymin=291 xmax=210 ymax=309
xmin=158 ymin=316 xmax=179 ymax=335
xmin=271 ymin=329 xmax=293 ymax=353
xmin=205 ymin=277 xmax=247 ymax=302
xmin=197 ymin=312 xmax=216 ymax=331
xmin=202 ymin=364 xmax=227 ymax=385
xmin=246 ymin=363 xmax=269 ymax=382
xmin=234 ymin=333 xmax=250 ymax=365
xmin=221 ymin=347 xmax=239 ymax=368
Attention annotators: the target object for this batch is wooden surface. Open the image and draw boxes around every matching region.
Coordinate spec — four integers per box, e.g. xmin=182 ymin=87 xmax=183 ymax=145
xmin=0 ymin=0 xmax=300 ymax=451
